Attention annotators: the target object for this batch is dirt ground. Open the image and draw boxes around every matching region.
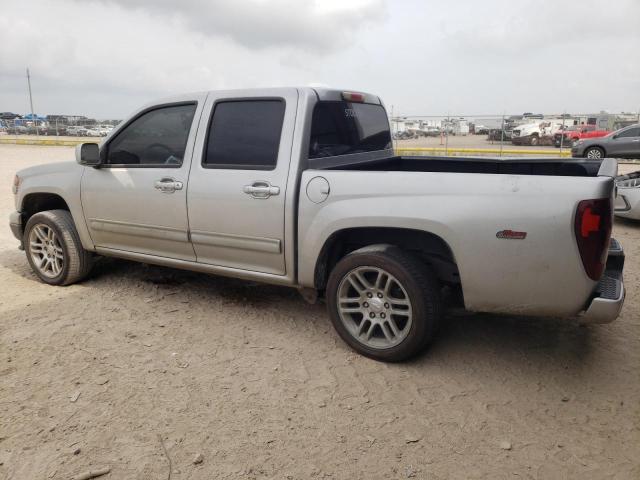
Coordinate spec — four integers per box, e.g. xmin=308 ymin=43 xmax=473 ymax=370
xmin=1 ymin=145 xmax=639 ymax=480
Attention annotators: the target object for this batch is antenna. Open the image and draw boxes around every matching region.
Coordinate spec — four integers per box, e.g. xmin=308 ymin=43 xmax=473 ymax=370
xmin=26 ymin=68 xmax=38 ymax=137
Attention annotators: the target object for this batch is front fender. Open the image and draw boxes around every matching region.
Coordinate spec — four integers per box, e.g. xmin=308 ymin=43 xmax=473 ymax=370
xmin=16 ymin=162 xmax=94 ymax=251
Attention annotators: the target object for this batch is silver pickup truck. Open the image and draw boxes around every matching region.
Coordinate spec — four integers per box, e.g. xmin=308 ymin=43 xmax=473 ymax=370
xmin=9 ymin=87 xmax=626 ymax=361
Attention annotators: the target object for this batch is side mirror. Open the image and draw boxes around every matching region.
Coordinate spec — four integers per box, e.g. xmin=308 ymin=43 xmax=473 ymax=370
xmin=75 ymin=143 xmax=101 ymax=166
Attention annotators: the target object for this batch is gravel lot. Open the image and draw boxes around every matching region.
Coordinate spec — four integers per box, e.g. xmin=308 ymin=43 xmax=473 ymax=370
xmin=1 ymin=145 xmax=639 ymax=479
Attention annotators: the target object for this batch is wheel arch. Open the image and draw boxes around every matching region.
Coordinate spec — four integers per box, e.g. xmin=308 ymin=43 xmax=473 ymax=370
xmin=584 ymin=145 xmax=606 ymax=157
xmin=20 ymin=192 xmax=71 ymax=225
xmin=313 ymin=227 xmax=460 ymax=291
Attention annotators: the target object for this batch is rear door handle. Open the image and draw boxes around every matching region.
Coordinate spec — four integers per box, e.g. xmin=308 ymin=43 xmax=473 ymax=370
xmin=243 ymin=181 xmax=280 ymax=199
xmin=155 ymin=177 xmax=183 ymax=193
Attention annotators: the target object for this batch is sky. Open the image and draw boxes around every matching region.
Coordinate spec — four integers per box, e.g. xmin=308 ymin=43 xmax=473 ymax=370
xmin=0 ymin=0 xmax=639 ymax=119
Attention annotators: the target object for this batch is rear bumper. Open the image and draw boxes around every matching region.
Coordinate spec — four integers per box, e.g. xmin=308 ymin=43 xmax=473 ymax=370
xmin=580 ymin=238 xmax=625 ymax=324
xmin=615 ymin=188 xmax=640 ymax=220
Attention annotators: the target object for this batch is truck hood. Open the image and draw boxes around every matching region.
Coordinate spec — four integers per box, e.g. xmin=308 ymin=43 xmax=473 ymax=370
xmin=17 ymin=160 xmax=81 ymax=179
xmin=514 ymin=123 xmax=540 ymax=133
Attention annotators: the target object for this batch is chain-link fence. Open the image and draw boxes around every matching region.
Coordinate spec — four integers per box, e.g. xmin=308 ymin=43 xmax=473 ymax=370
xmin=390 ymin=112 xmax=640 ymax=157
xmin=1 ymin=109 xmax=639 ymax=156
xmin=0 ymin=116 xmax=121 ymax=138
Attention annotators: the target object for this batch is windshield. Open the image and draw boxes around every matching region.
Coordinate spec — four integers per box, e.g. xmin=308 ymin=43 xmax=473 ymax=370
xmin=308 ymin=101 xmax=391 ymax=159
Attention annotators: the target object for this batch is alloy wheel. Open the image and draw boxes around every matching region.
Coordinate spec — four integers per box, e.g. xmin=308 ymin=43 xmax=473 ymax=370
xmin=28 ymin=224 xmax=64 ymax=278
xmin=336 ymin=266 xmax=413 ymax=349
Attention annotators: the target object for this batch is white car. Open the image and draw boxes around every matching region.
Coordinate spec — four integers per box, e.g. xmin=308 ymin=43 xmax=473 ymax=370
xmin=84 ymin=127 xmax=102 ymax=137
xmin=66 ymin=126 xmax=86 ymax=136
xmin=615 ymin=172 xmax=640 ymax=220
xmin=98 ymin=125 xmax=113 ymax=136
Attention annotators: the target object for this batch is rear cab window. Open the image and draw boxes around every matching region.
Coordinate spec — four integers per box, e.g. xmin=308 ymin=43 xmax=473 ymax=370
xmin=308 ymin=100 xmax=392 ymax=166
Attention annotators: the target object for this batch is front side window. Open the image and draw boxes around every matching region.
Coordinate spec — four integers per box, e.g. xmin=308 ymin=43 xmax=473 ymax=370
xmin=308 ymin=101 xmax=392 ymax=159
xmin=106 ymin=104 xmax=196 ymax=166
xmin=203 ymin=100 xmax=285 ymax=170
xmin=617 ymin=127 xmax=640 ymax=138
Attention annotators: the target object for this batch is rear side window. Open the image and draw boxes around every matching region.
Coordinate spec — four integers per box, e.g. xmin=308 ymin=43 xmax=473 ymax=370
xmin=204 ymin=100 xmax=285 ymax=170
xmin=309 ymin=101 xmax=391 ymax=159
xmin=106 ymin=104 xmax=196 ymax=166
xmin=617 ymin=127 xmax=640 ymax=138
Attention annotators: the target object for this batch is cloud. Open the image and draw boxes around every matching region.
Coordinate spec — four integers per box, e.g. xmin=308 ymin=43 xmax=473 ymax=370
xmin=0 ymin=0 xmax=384 ymax=116
xmin=84 ymin=0 xmax=386 ymax=52
xmin=0 ymin=0 xmax=638 ymax=118
xmin=443 ymin=0 xmax=640 ymax=57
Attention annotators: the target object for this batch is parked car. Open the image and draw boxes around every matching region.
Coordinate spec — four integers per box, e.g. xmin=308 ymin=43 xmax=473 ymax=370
xmin=98 ymin=125 xmax=114 ymax=136
xmin=26 ymin=124 xmax=48 ymax=135
xmin=615 ymin=171 xmax=640 ymax=220
xmin=66 ymin=126 xmax=87 ymax=137
xmin=9 ymin=87 xmax=625 ymax=362
xmin=84 ymin=127 xmax=102 ymax=137
xmin=487 ymin=128 xmax=511 ymax=141
xmin=572 ymin=124 xmax=640 ymax=159
xmin=51 ymin=126 xmax=69 ymax=136
xmin=554 ymin=125 xmax=610 ymax=148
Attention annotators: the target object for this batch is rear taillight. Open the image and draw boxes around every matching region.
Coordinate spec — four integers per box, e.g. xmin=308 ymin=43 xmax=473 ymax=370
xmin=341 ymin=91 xmax=365 ymax=102
xmin=574 ymin=198 xmax=612 ymax=280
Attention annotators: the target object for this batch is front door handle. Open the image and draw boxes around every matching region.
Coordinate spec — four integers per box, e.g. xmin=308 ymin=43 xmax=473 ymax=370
xmin=243 ymin=181 xmax=280 ymax=199
xmin=155 ymin=177 xmax=183 ymax=193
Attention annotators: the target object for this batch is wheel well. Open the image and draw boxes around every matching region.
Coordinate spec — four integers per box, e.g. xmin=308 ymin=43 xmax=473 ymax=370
xmin=314 ymin=227 xmax=460 ymax=290
xmin=21 ymin=193 xmax=70 ymax=224
xmin=585 ymin=145 xmax=606 ymax=155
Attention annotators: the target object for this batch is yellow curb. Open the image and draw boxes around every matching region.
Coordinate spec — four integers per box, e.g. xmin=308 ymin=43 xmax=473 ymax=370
xmin=396 ymin=147 xmax=572 ymax=157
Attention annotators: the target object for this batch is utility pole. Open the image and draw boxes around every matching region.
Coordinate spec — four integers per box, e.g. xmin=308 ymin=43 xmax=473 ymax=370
xmin=26 ymin=68 xmax=38 ymax=137
xmin=559 ymin=110 xmax=566 ymax=155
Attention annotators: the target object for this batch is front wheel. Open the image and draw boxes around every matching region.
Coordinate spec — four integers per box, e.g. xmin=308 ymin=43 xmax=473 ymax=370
xmin=326 ymin=245 xmax=442 ymax=362
xmin=585 ymin=147 xmax=604 ymax=159
xmin=24 ymin=210 xmax=93 ymax=286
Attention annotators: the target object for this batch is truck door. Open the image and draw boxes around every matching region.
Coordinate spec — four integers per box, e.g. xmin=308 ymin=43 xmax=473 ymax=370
xmin=609 ymin=126 xmax=640 ymax=158
xmin=81 ymin=96 xmax=206 ymax=261
xmin=187 ymin=89 xmax=298 ymax=275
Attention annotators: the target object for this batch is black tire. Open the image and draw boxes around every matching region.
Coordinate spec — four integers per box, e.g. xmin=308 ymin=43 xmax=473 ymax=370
xmin=584 ymin=146 xmax=605 ymax=159
xmin=23 ymin=209 xmax=93 ymax=286
xmin=326 ymin=245 xmax=442 ymax=362
xmin=529 ymin=135 xmax=539 ymax=146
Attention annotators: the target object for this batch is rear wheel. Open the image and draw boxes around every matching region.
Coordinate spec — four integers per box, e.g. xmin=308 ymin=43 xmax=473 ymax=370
xmin=326 ymin=245 xmax=442 ymax=362
xmin=24 ymin=210 xmax=93 ymax=286
xmin=585 ymin=147 xmax=604 ymax=159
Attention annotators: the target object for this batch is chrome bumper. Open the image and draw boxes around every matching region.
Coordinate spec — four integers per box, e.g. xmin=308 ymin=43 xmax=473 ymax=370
xmin=580 ymin=238 xmax=625 ymax=324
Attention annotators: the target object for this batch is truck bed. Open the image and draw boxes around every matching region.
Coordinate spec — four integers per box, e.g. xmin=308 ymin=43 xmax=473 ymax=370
xmin=321 ymin=155 xmax=603 ymax=177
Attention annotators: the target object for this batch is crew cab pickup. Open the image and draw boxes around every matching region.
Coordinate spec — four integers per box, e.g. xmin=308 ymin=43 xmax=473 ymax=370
xmin=9 ymin=88 xmax=626 ymax=362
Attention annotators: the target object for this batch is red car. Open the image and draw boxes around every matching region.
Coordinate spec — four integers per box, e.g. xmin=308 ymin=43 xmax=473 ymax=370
xmin=554 ymin=125 xmax=610 ymax=147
